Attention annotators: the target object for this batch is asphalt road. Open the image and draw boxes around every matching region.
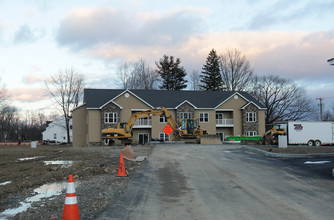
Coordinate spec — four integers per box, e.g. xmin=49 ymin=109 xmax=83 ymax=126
xmin=98 ymin=144 xmax=334 ymax=220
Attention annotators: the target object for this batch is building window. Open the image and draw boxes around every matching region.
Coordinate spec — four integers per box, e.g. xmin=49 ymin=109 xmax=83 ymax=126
xmin=180 ymin=112 xmax=193 ymax=119
xmin=104 ymin=112 xmax=118 ymax=124
xmin=54 ymin=133 xmax=57 ymax=139
xmin=159 ymin=133 xmax=169 ymax=141
xmin=160 ymin=115 xmax=167 ymax=123
xmin=246 ymin=131 xmax=257 ymax=136
xmin=199 ymin=113 xmax=209 ymax=123
xmin=216 ymin=113 xmax=224 ymax=120
xmin=246 ymin=112 xmax=256 ymax=122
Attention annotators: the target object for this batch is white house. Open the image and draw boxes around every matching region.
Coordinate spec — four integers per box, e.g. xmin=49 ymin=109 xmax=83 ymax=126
xmin=42 ymin=116 xmax=73 ymax=143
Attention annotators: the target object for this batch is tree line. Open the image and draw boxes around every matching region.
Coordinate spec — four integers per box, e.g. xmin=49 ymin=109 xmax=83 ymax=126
xmin=116 ymin=48 xmax=317 ymax=126
xmin=0 ymin=48 xmax=321 ymax=143
xmin=0 ymin=68 xmax=84 ymax=143
xmin=0 ymin=90 xmax=49 ymax=142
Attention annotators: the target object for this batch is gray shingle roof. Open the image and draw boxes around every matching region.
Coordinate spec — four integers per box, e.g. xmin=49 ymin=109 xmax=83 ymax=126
xmin=83 ymin=89 xmax=265 ymax=109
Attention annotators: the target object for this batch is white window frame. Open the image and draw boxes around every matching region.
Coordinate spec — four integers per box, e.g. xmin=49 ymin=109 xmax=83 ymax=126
xmin=180 ymin=112 xmax=193 ymax=119
xmin=246 ymin=112 xmax=256 ymax=122
xmin=199 ymin=112 xmax=209 ymax=123
xmin=159 ymin=115 xmax=167 ymax=123
xmin=246 ymin=131 xmax=257 ymax=136
xmin=104 ymin=112 xmax=118 ymax=124
xmin=159 ymin=133 xmax=170 ymax=141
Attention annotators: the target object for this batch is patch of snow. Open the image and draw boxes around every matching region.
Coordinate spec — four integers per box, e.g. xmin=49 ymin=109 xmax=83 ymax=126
xmin=0 ymin=181 xmax=12 ymax=186
xmin=17 ymin=156 xmax=44 ymax=161
xmin=44 ymin=160 xmax=73 ymax=168
xmin=304 ymin=161 xmax=331 ymax=164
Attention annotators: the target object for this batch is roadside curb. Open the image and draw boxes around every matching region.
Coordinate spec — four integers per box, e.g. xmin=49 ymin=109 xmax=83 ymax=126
xmin=242 ymin=145 xmax=334 ymax=158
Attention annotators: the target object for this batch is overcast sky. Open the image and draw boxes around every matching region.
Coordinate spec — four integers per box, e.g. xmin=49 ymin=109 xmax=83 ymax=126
xmin=0 ymin=0 xmax=334 ymax=115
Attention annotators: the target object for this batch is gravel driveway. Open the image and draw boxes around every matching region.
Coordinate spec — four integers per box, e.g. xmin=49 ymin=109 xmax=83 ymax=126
xmin=98 ymin=143 xmax=334 ymax=220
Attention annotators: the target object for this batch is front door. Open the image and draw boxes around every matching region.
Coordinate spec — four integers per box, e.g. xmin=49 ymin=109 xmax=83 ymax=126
xmin=139 ymin=133 xmax=149 ymax=145
xmin=216 ymin=132 xmax=224 ymax=141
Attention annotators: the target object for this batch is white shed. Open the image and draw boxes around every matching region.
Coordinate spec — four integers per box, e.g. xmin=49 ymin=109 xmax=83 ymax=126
xmin=42 ymin=116 xmax=72 ymax=143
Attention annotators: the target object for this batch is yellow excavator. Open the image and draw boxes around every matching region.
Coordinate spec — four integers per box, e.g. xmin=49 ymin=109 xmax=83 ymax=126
xmin=101 ymin=106 xmax=211 ymax=145
xmin=259 ymin=124 xmax=286 ymax=145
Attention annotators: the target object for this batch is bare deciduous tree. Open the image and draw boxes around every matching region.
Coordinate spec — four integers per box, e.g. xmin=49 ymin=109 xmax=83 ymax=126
xmin=116 ymin=59 xmax=159 ymax=90
xmin=0 ymin=78 xmax=48 ymax=142
xmin=45 ymin=68 xmax=85 ymax=144
xmin=0 ymin=77 xmax=7 ymax=106
xmin=322 ymin=102 xmax=334 ymax=121
xmin=220 ymin=48 xmax=253 ymax=91
xmin=117 ymin=62 xmax=132 ymax=89
xmin=322 ymin=110 xmax=334 ymax=121
xmin=0 ymin=106 xmax=19 ymax=141
xmin=249 ymin=74 xmax=315 ymax=125
xmin=134 ymin=59 xmax=159 ymax=89
xmin=189 ymin=70 xmax=201 ymax=90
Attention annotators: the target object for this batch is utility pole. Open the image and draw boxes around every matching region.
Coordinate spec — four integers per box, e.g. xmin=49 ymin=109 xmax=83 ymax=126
xmin=316 ymin=98 xmax=323 ymax=121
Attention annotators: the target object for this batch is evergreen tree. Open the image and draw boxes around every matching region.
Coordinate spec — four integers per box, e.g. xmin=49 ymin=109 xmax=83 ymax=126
xmin=156 ymin=55 xmax=188 ymax=90
xmin=200 ymin=49 xmax=223 ymax=91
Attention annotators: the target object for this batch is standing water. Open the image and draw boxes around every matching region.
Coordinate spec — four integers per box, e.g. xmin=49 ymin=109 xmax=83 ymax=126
xmin=0 ymin=180 xmax=78 ymax=219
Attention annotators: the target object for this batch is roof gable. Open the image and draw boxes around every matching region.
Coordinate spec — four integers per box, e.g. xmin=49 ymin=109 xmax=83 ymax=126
xmin=84 ymin=89 xmax=124 ymax=109
xmin=175 ymin=100 xmax=197 ymax=109
xmin=100 ymin=100 xmax=123 ymax=110
xmin=113 ymin=90 xmax=153 ymax=109
xmin=241 ymin=101 xmax=262 ymax=110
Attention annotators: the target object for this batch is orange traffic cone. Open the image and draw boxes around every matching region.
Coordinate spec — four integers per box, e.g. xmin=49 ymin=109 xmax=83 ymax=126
xmin=62 ymin=175 xmax=80 ymax=220
xmin=117 ymin=153 xmax=127 ymax=177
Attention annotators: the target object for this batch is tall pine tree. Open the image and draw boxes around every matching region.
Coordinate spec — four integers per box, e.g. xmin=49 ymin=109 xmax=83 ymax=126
xmin=156 ymin=55 xmax=187 ymax=90
xmin=200 ymin=49 xmax=223 ymax=91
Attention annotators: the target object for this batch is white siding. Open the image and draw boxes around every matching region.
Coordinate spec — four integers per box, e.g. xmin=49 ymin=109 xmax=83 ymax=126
xmin=42 ymin=116 xmax=73 ymax=143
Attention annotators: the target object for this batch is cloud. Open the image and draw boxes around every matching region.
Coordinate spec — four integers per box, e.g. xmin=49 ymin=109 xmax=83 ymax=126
xmin=249 ymin=31 xmax=334 ymax=81
xmin=22 ymin=73 xmax=46 ymax=84
xmin=82 ymin=30 xmax=334 ymax=80
xmin=56 ymin=7 xmax=204 ymax=49
xmin=8 ymin=88 xmax=49 ymax=102
xmin=56 ymin=6 xmax=334 ymax=92
xmin=247 ymin=0 xmax=334 ymax=30
xmin=0 ymin=19 xmax=5 ymax=41
xmin=13 ymin=24 xmax=45 ymax=44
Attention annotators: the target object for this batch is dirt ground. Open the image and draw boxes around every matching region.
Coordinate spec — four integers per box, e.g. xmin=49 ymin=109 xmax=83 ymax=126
xmin=0 ymin=144 xmax=154 ymax=219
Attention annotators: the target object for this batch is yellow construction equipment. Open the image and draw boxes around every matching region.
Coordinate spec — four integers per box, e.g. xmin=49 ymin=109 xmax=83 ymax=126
xmin=101 ymin=106 xmax=217 ymax=145
xmin=259 ymin=124 xmax=286 ymax=145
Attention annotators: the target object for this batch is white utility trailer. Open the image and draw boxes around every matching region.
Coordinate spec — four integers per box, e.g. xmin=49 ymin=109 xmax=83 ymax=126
xmin=287 ymin=121 xmax=334 ymax=146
